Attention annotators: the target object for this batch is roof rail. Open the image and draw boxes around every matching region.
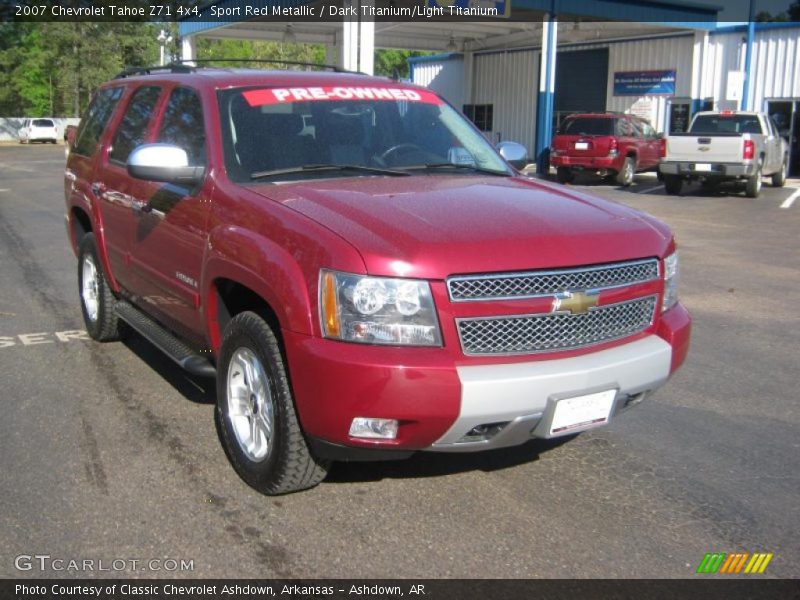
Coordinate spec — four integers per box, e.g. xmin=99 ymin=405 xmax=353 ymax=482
xmin=174 ymin=58 xmax=353 ymax=73
xmin=114 ymin=64 xmax=195 ymax=79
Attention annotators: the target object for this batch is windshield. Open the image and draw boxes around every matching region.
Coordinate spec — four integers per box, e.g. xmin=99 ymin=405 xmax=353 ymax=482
xmin=560 ymin=117 xmax=616 ymax=136
xmin=690 ymin=114 xmax=763 ymax=135
xmin=32 ymin=119 xmax=54 ymax=127
xmin=218 ymin=85 xmax=510 ymax=182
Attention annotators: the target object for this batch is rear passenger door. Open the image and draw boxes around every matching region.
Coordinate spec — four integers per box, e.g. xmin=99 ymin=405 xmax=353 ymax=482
xmin=127 ymin=86 xmax=210 ymax=344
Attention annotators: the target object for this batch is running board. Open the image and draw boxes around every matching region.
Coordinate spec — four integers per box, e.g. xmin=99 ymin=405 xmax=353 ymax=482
xmin=114 ymin=301 xmax=216 ymax=378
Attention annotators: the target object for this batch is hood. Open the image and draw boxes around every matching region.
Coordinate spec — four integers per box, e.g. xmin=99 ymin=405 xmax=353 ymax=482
xmin=250 ymin=175 xmax=672 ymax=279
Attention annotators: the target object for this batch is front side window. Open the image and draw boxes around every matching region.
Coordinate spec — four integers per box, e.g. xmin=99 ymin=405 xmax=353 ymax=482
xmin=218 ymin=85 xmax=510 ymax=182
xmin=157 ymin=87 xmax=206 ymax=166
xmin=73 ymin=86 xmax=124 ymax=157
xmin=109 ymin=86 xmax=161 ymax=164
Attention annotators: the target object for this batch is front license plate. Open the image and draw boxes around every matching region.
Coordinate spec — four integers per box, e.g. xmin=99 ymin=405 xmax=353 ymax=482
xmin=574 ymin=142 xmax=589 ymax=150
xmin=549 ymin=389 xmax=616 ymax=436
xmin=694 ymin=163 xmax=712 ymax=171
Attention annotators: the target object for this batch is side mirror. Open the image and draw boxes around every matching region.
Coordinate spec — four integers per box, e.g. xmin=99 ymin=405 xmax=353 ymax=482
xmin=496 ymin=141 xmax=528 ymax=170
xmin=127 ymin=144 xmax=205 ymax=184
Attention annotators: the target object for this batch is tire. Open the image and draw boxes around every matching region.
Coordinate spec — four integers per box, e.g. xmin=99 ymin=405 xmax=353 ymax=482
xmin=616 ymin=157 xmax=635 ymax=187
xmin=771 ymin=158 xmax=787 ymax=188
xmin=745 ymin=163 xmax=762 ymax=198
xmin=216 ymin=311 xmax=330 ymax=495
xmin=664 ymin=174 xmax=683 ymax=195
xmin=556 ymin=167 xmax=573 ymax=184
xmin=78 ymin=233 xmax=122 ymax=342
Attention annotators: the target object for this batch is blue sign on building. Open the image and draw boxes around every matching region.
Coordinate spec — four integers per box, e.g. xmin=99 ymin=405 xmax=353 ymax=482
xmin=613 ymin=70 xmax=676 ymax=96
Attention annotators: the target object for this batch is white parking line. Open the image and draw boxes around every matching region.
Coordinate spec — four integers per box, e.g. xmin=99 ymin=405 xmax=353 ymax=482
xmin=640 ymin=185 xmax=665 ymax=194
xmin=780 ymin=188 xmax=799 ymax=209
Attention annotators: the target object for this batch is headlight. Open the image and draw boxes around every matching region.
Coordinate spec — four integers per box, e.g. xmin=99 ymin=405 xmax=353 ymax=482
xmin=662 ymin=252 xmax=679 ymax=312
xmin=320 ymin=270 xmax=442 ymax=346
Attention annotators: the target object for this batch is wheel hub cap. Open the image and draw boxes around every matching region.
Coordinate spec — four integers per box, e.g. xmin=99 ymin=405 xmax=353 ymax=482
xmin=81 ymin=254 xmax=99 ymax=322
xmin=227 ymin=347 xmax=274 ymax=462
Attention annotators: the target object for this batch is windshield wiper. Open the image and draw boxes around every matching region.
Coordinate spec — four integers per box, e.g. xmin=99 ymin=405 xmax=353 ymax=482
xmin=402 ymin=163 xmax=510 ymax=176
xmin=251 ymin=163 xmax=410 ymax=180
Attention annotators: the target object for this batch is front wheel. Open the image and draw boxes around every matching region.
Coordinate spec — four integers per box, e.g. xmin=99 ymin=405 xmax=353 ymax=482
xmin=216 ymin=312 xmax=330 ymax=495
xmin=664 ymin=174 xmax=683 ymax=195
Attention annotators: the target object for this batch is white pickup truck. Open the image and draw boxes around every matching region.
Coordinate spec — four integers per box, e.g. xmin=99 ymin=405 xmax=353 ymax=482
xmin=659 ymin=111 xmax=788 ymax=197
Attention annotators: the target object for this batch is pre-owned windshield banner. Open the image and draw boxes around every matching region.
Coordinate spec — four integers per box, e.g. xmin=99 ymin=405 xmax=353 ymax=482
xmin=243 ymin=86 xmax=443 ymax=107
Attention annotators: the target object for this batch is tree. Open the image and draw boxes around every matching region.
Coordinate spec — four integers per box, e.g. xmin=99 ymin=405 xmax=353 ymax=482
xmin=374 ymin=49 xmax=432 ymax=80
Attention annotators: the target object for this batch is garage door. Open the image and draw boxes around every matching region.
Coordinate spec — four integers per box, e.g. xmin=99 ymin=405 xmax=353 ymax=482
xmin=555 ymin=48 xmax=609 ymax=115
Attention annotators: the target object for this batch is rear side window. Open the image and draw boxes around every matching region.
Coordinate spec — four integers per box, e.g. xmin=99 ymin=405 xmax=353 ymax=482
xmin=109 ymin=86 xmax=161 ymax=164
xmin=73 ymin=87 xmax=124 ymax=157
xmin=157 ymin=87 xmax=206 ymax=166
xmin=561 ymin=117 xmax=615 ymax=136
xmin=32 ymin=119 xmax=54 ymax=127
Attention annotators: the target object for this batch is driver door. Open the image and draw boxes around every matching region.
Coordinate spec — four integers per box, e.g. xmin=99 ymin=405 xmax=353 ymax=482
xmin=127 ymin=86 xmax=211 ymax=345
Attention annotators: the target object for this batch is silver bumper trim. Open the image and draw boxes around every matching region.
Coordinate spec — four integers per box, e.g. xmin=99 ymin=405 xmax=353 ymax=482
xmin=428 ymin=335 xmax=672 ymax=452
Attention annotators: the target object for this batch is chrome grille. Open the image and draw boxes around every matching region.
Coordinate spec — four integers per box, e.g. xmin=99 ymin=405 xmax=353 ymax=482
xmin=457 ymin=296 xmax=657 ymax=355
xmin=447 ymin=259 xmax=659 ymax=302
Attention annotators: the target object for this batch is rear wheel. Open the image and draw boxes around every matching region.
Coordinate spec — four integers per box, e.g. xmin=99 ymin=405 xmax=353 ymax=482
xmin=745 ymin=163 xmax=763 ymax=198
xmin=616 ymin=157 xmax=635 ymax=186
xmin=556 ymin=167 xmax=573 ymax=184
xmin=78 ymin=233 xmax=122 ymax=342
xmin=771 ymin=158 xmax=787 ymax=187
xmin=216 ymin=311 xmax=330 ymax=495
xmin=664 ymin=175 xmax=683 ymax=195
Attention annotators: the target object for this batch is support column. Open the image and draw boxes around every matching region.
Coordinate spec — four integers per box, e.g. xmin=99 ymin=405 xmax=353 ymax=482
xmin=337 ymin=0 xmax=374 ymax=74
xmin=741 ymin=0 xmax=756 ymax=111
xmin=181 ymin=35 xmax=196 ymax=65
xmin=359 ymin=0 xmax=375 ymax=76
xmin=690 ymin=30 xmax=708 ymax=116
xmin=535 ymin=14 xmax=557 ymax=175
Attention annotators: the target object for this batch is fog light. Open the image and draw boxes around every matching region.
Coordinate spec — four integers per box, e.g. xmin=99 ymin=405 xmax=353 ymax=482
xmin=349 ymin=418 xmax=399 ymax=439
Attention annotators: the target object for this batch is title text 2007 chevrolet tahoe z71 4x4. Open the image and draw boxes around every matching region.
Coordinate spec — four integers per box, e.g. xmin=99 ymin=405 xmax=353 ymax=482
xmin=64 ymin=66 xmax=690 ymax=495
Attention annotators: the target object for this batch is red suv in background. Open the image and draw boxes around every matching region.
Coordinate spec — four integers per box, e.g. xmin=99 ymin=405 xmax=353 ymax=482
xmin=550 ymin=113 xmax=662 ymax=186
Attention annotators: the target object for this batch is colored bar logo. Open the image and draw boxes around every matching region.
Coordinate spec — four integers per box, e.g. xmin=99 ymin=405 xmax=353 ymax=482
xmin=696 ymin=552 xmax=773 ymax=574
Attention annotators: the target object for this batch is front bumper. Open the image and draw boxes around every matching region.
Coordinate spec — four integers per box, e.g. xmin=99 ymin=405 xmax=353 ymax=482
xmin=659 ymin=161 xmax=756 ymax=177
xmin=285 ymin=303 xmax=690 ymax=458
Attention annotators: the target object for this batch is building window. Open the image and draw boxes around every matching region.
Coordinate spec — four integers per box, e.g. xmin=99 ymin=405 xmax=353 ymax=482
xmin=463 ymin=104 xmax=493 ymax=132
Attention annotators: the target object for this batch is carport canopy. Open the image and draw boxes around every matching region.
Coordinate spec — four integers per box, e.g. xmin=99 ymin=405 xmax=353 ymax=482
xmin=179 ymin=0 xmax=723 ymax=169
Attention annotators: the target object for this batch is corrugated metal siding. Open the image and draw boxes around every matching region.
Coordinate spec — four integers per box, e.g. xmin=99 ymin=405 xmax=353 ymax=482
xmin=412 ymin=58 xmax=465 ymax=108
xmin=704 ymin=28 xmax=800 ymax=110
xmin=746 ymin=28 xmax=800 ymax=108
xmin=472 ymin=51 xmax=538 ymax=154
xmin=605 ymin=35 xmax=695 ymax=132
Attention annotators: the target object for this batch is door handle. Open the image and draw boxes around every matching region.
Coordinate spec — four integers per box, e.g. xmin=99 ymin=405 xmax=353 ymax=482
xmin=132 ymin=201 xmax=152 ymax=214
xmin=91 ymin=182 xmax=107 ymax=196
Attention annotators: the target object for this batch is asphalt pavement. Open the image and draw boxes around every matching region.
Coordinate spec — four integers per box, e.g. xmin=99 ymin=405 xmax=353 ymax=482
xmin=1 ymin=144 xmax=798 ymax=578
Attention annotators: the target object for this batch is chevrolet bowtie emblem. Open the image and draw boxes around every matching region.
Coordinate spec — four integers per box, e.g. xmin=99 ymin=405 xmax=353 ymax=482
xmin=553 ymin=291 xmax=600 ymax=314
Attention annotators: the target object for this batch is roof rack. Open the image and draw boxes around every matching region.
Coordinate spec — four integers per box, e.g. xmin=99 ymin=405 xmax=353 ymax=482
xmin=180 ymin=58 xmax=349 ymax=72
xmin=114 ymin=64 xmax=194 ymax=79
xmin=114 ymin=58 xmax=357 ymax=79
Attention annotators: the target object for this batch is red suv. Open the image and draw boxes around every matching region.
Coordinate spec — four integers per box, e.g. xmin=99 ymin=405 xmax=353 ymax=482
xmin=550 ymin=113 xmax=662 ymax=186
xmin=64 ymin=66 xmax=690 ymax=494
